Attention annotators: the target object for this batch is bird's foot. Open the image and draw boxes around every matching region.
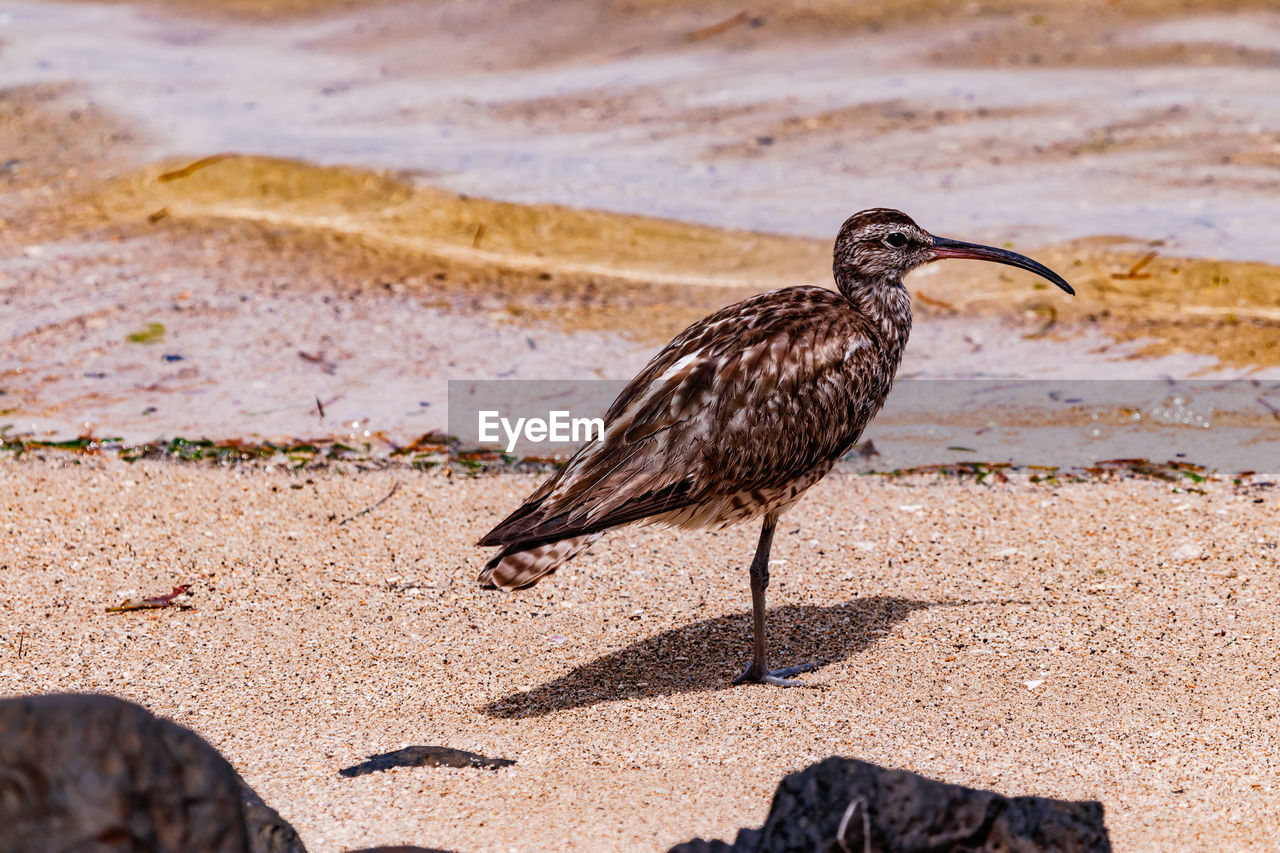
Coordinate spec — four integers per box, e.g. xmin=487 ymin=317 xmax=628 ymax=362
xmin=733 ymin=661 xmax=821 ymax=688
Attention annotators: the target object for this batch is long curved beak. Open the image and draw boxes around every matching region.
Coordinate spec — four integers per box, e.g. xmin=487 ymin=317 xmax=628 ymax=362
xmin=931 ymin=235 xmax=1075 ymax=295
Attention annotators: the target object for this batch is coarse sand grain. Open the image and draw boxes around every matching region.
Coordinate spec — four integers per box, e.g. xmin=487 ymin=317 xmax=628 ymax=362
xmin=0 ymin=457 xmax=1276 ymax=851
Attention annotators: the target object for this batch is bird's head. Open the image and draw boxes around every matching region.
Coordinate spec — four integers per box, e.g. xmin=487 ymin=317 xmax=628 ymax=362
xmin=832 ymin=208 xmax=1074 ymax=298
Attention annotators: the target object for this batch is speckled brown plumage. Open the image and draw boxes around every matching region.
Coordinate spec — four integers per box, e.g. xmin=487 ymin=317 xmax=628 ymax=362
xmin=479 ymin=208 xmax=1073 ymax=686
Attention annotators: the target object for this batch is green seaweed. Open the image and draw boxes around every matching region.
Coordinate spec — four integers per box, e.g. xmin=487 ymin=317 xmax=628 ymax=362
xmin=125 ymin=322 xmax=166 ymax=344
xmin=0 ymin=432 xmax=1254 ymax=488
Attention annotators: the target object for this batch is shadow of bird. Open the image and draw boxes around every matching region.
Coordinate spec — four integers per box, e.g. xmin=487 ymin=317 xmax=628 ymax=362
xmin=483 ymin=596 xmax=933 ymax=718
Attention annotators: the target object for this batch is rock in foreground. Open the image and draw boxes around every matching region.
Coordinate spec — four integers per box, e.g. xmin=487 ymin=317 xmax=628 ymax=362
xmin=670 ymin=756 xmax=1111 ymax=853
xmin=0 ymin=693 xmax=304 ymax=853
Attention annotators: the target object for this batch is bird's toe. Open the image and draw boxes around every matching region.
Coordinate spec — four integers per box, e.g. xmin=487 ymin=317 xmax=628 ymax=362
xmin=733 ymin=660 xmax=822 ymax=688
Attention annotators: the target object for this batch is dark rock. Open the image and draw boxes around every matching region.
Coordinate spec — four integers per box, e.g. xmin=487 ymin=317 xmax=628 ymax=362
xmin=669 ymin=829 xmax=760 ymax=853
xmin=669 ymin=757 xmax=1111 ymax=853
xmin=240 ymin=774 xmax=307 ymax=853
xmin=339 ymin=745 xmax=515 ymax=778
xmin=0 ymin=693 xmax=305 ymax=853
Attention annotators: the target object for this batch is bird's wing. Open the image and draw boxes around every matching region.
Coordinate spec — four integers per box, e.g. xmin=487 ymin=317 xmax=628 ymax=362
xmin=479 ymin=287 xmax=881 ymax=546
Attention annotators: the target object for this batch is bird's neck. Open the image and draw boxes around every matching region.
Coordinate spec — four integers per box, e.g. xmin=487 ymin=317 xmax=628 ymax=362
xmin=839 ymin=276 xmax=913 ymax=359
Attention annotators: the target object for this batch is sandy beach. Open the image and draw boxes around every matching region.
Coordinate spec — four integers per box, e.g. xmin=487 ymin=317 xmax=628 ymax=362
xmin=0 ymin=458 xmax=1276 ymax=851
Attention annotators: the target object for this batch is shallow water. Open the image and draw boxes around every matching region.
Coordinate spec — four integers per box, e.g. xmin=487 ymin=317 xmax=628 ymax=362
xmin=5 ymin=223 xmax=1264 ymax=447
xmin=0 ymin=232 xmax=657 ymax=443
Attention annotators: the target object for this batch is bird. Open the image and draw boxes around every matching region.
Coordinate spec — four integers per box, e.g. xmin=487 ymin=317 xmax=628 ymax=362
xmin=477 ymin=208 xmax=1073 ymax=687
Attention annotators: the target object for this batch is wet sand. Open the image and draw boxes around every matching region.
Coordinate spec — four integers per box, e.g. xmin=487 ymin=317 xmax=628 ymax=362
xmin=0 ymin=457 xmax=1276 ymax=851
xmin=7 ymin=0 xmax=1280 ymax=262
xmin=4 ymin=2 xmax=1280 ymax=444
xmin=1 ymin=91 xmax=1276 ymax=442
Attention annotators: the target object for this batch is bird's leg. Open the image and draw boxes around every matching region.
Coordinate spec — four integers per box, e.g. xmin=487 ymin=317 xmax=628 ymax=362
xmin=733 ymin=517 xmax=819 ymax=687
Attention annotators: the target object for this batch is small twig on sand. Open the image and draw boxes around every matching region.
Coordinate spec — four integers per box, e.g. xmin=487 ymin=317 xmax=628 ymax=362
xmin=16 ymin=632 xmax=24 ymax=659
xmin=915 ymin=290 xmax=957 ymax=312
xmin=106 ymin=584 xmax=192 ymax=614
xmin=686 ymin=11 xmax=750 ymax=42
xmin=338 ymin=482 xmax=401 ymax=526
xmin=298 ymin=350 xmax=337 ymax=375
xmin=157 ymin=153 xmax=235 ymax=182
xmin=1111 ymin=250 xmax=1158 ymax=280
xmin=314 ymin=395 xmax=326 ymax=419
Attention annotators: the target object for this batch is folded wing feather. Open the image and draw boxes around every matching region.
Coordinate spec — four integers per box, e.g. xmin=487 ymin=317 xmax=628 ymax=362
xmin=478 ymin=287 xmax=883 ymax=550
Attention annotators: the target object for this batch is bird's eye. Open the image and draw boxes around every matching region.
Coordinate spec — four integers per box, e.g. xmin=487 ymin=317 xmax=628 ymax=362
xmin=885 ymin=232 xmax=908 ymax=248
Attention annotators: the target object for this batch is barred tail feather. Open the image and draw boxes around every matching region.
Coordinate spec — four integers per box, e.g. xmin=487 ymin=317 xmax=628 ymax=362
xmin=477 ymin=533 xmax=602 ymax=591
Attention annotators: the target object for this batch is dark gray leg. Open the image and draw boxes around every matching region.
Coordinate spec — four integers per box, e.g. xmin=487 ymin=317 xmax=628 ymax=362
xmin=733 ymin=516 xmax=819 ymax=687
